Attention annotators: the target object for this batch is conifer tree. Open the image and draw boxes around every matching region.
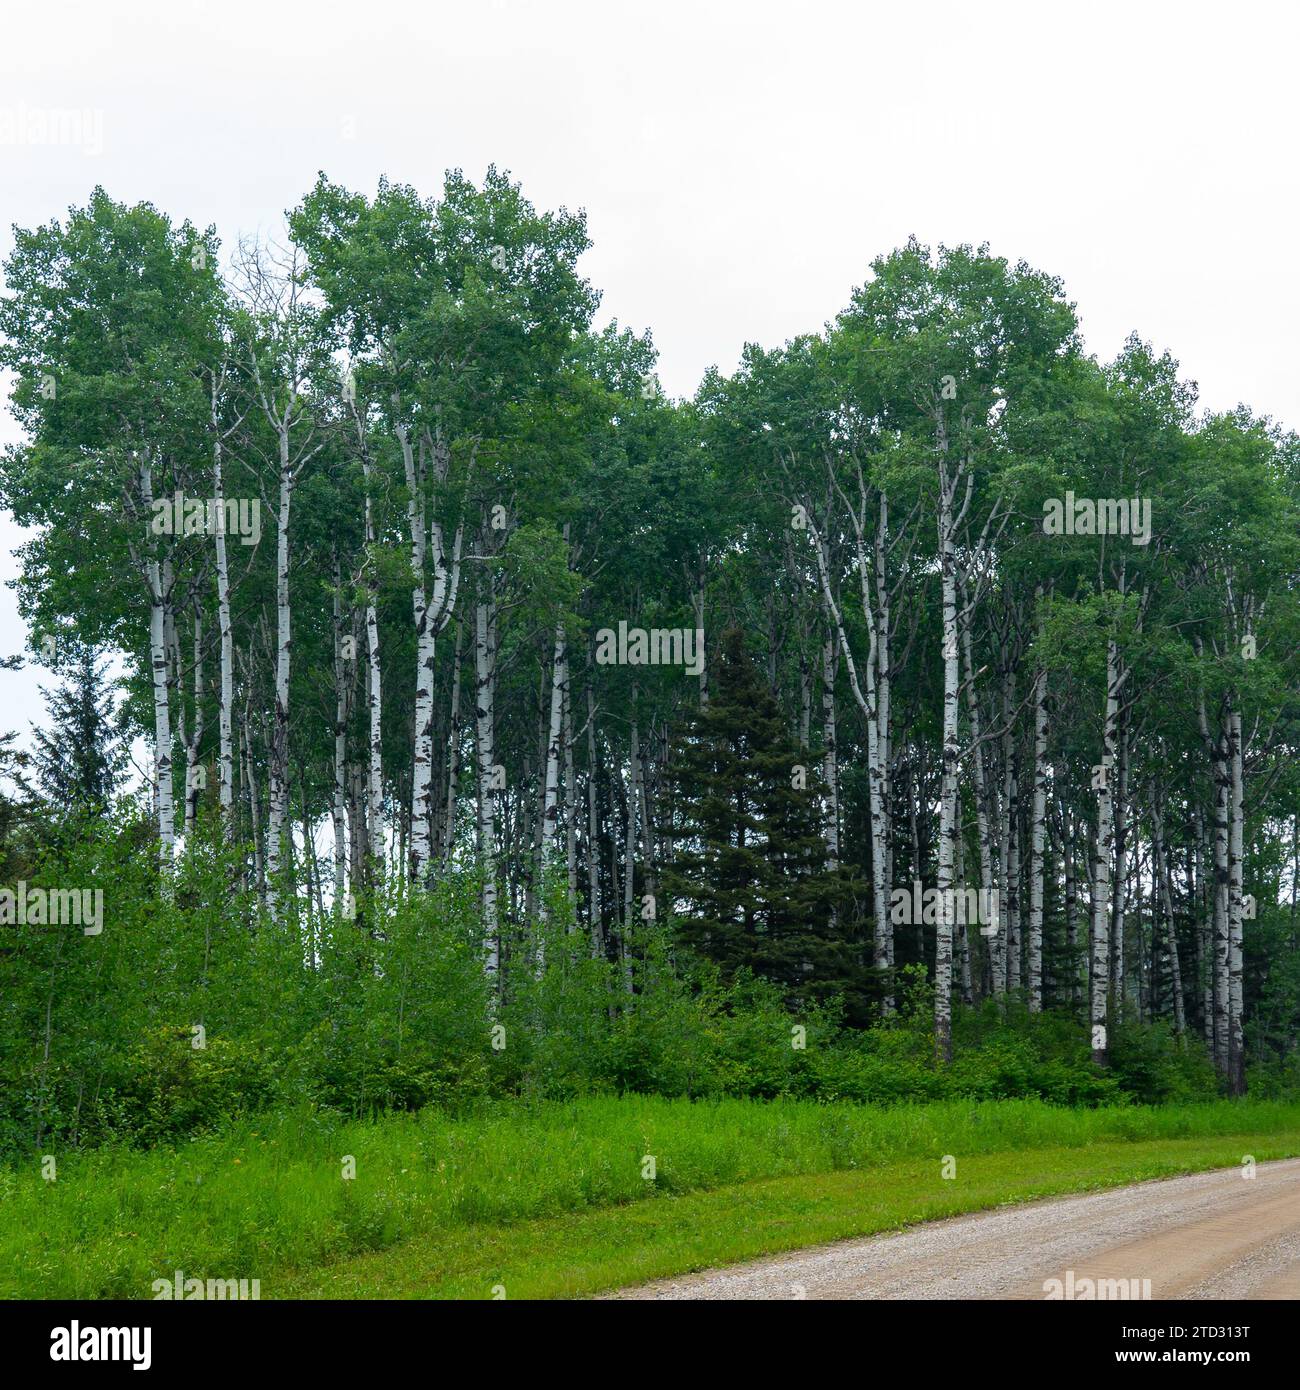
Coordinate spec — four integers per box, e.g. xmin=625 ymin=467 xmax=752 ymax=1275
xmin=662 ymin=626 xmax=861 ymax=1008
xmin=28 ymin=645 xmax=124 ymax=812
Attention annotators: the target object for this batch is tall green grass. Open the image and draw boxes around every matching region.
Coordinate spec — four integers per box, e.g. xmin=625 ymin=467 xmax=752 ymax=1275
xmin=4 ymin=1094 xmax=1298 ymax=1298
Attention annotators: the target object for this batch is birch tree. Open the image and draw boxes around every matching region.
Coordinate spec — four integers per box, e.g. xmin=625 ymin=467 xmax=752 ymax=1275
xmin=0 ymin=191 xmax=226 ymax=878
xmin=233 ymin=238 xmax=325 ymax=916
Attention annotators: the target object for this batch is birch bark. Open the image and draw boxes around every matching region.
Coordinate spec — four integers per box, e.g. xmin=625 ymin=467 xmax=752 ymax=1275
xmin=210 ymin=373 xmax=235 ymax=826
xmin=1090 ymin=637 xmax=1122 ymax=1067
xmin=935 ymin=409 xmax=966 ymax=1063
xmin=474 ymin=569 xmax=499 ymax=976
xmin=1027 ymin=653 xmax=1049 ymax=1012
xmin=331 ymin=565 xmax=350 ymax=902
xmin=1227 ymin=705 xmax=1246 ymax=1095
xmin=586 ymin=678 xmax=603 ymax=956
xmin=138 ymin=454 xmax=175 ymax=874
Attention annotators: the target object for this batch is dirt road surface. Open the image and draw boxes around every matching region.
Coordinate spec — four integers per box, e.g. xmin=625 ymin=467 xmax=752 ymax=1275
xmin=610 ymin=1158 xmax=1300 ymax=1300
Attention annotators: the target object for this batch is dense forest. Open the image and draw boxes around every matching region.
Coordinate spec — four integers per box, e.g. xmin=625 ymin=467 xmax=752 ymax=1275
xmin=1 ymin=170 xmax=1298 ymax=1156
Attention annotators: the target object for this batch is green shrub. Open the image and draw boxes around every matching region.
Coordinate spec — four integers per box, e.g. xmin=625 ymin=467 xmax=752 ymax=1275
xmin=0 ymin=823 xmax=1280 ymax=1161
xmin=109 ymin=1026 xmax=280 ymax=1145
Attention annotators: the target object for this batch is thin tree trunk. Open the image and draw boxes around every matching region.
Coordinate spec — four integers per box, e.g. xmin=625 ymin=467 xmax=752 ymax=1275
xmin=474 ymin=579 xmax=499 ymax=977
xmin=1228 ymin=705 xmax=1246 ymax=1095
xmin=140 ymin=455 xmax=175 ymax=873
xmin=874 ymin=493 xmax=894 ymax=977
xmin=1194 ymin=807 xmax=1213 ymax=1050
xmin=440 ymin=619 xmax=464 ymax=867
xmin=360 ymin=453 xmax=384 ymax=876
xmin=1090 ymin=637 xmax=1121 ymax=1067
xmin=935 ymin=412 xmax=964 ymax=1064
xmin=1205 ymin=711 xmax=1231 ymax=1077
xmin=539 ymin=621 xmax=567 ymax=878
xmin=586 ymin=677 xmax=604 ymax=957
xmin=397 ymin=422 xmax=434 ymax=884
xmin=242 ymin=707 xmax=264 ymax=897
xmin=331 ymin=563 xmax=350 ymax=901
xmin=1110 ymin=721 xmax=1131 ymax=1011
xmin=1000 ymin=655 xmax=1021 ymax=995
xmin=960 ymin=574 xmax=999 ymax=992
xmin=622 ymin=711 xmax=640 ymax=994
xmin=211 ymin=385 xmax=234 ymax=826
xmin=1151 ymin=792 xmax=1186 ymax=1038
xmin=821 ymin=632 xmax=840 ymax=881
xmin=1061 ymin=796 xmax=1081 ymax=1012
xmin=265 ymin=454 xmax=292 ymax=917
xmin=958 ymin=831 xmax=973 ymax=1004
xmin=563 ymin=670 xmax=579 ymax=916
xmin=184 ymin=605 xmax=204 ymax=838
xmin=1027 ymin=653 xmax=1049 ymax=1012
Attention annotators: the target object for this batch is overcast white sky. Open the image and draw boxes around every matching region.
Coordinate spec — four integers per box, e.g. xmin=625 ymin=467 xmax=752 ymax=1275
xmin=2 ymin=0 xmax=1297 ymax=741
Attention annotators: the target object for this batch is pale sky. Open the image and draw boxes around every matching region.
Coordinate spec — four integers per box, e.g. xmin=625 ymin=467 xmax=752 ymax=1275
xmin=2 ymin=0 xmax=1297 ymax=742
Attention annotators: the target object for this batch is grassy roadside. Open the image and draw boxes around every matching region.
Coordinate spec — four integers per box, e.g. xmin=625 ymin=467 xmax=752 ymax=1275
xmin=279 ymin=1134 xmax=1300 ymax=1299
xmin=4 ymin=1095 xmax=1298 ymax=1298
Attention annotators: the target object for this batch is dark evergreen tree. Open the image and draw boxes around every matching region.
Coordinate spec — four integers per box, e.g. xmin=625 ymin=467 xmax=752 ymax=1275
xmin=662 ymin=626 xmax=862 ymax=1009
xmin=28 ymin=645 xmax=124 ymax=812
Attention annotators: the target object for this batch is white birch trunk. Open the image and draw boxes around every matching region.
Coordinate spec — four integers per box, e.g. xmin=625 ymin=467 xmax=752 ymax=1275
xmin=331 ymin=567 xmax=349 ymax=901
xmin=539 ymin=623 xmax=567 ymax=871
xmin=184 ymin=608 xmax=204 ymax=838
xmin=474 ymin=583 xmax=499 ymax=976
xmin=140 ymin=455 xmax=175 ymax=874
xmin=563 ymin=674 xmax=579 ymax=914
xmin=1198 ymin=687 xmax=1231 ymax=1077
xmin=440 ymin=619 xmax=464 ymax=867
xmin=935 ymin=416 xmax=962 ymax=1063
xmin=622 ymin=714 xmax=640 ymax=994
xmin=1090 ymin=638 xmax=1121 ymax=1067
xmin=821 ymin=633 xmax=840 ymax=874
xmin=960 ymin=581 xmax=999 ymax=995
xmin=1228 ymin=705 xmax=1246 ymax=1095
xmin=351 ymin=411 xmax=385 ymax=873
xmin=1001 ymin=664 xmax=1021 ymax=995
xmin=398 ymin=423 xmax=434 ymax=884
xmin=1212 ymin=766 xmax=1230 ymax=1075
xmin=874 ymin=495 xmax=894 ymax=974
xmin=398 ymin=427 xmax=465 ymax=887
xmin=211 ymin=387 xmax=234 ymax=825
xmin=265 ymin=452 xmax=292 ymax=916
xmin=1110 ymin=724 xmax=1131 ymax=1009
xmin=1062 ymin=797 xmax=1081 ymax=1010
xmin=1027 ymin=657 xmax=1049 ymax=1012
xmin=586 ymin=678 xmax=603 ymax=956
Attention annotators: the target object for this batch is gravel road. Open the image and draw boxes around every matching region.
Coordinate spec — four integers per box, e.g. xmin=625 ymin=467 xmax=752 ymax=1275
xmin=609 ymin=1157 xmax=1300 ymax=1300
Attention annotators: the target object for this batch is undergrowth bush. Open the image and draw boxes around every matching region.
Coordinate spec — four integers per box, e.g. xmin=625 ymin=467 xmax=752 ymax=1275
xmin=0 ymin=814 xmax=1271 ymax=1160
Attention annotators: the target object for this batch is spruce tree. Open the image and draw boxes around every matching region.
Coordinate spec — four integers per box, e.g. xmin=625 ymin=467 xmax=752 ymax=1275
xmin=28 ymin=645 xmax=124 ymax=812
xmin=662 ymin=626 xmax=860 ymax=1007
